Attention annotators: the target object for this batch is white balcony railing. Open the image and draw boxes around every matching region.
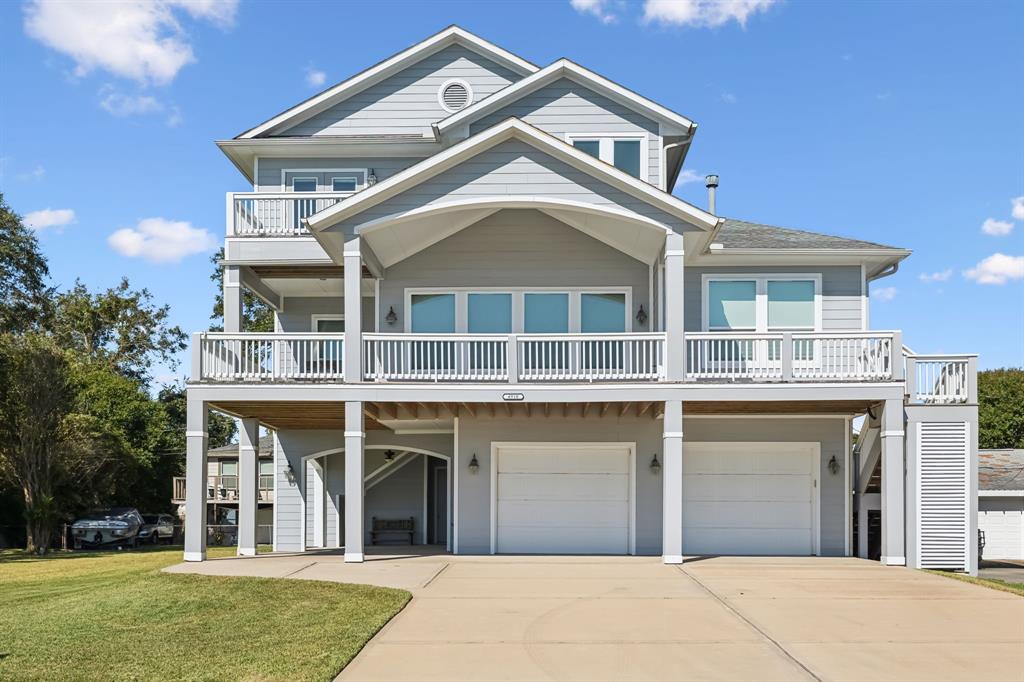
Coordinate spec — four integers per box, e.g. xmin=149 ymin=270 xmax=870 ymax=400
xmin=197 ymin=333 xmax=344 ymax=381
xmin=172 ymin=475 xmax=274 ymax=503
xmin=517 ymin=334 xmax=665 ymax=382
xmin=905 ymin=354 xmax=977 ymax=404
xmin=227 ymin=192 xmax=350 ymax=236
xmin=363 ymin=334 xmax=510 ymax=382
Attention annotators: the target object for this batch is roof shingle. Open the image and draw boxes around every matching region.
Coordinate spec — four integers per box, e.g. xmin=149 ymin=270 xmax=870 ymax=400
xmin=716 ymin=218 xmax=906 ymax=251
xmin=979 ymin=449 xmax=1024 ymax=491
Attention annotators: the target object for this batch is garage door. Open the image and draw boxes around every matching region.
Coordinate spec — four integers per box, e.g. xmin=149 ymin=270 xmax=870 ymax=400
xmin=979 ymin=510 xmax=1023 ymax=560
xmin=683 ymin=442 xmax=818 ymax=556
xmin=493 ymin=443 xmax=632 ymax=554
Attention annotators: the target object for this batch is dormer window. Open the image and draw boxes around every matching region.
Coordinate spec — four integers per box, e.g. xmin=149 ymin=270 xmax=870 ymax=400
xmin=439 ymin=79 xmax=473 ymax=113
xmin=567 ymin=134 xmax=646 ymax=179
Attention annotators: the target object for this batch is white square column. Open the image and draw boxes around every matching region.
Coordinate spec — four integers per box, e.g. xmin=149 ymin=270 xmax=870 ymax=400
xmin=223 ymin=265 xmax=242 ymax=333
xmin=343 ymin=238 xmax=362 ymax=383
xmin=344 ymin=401 xmax=365 ymax=562
xmin=237 ymin=417 xmax=260 ymax=557
xmin=880 ymin=398 xmax=906 ymax=566
xmin=183 ymin=396 xmax=208 ymax=562
xmin=663 ymin=233 xmax=685 ymax=381
xmin=663 ymin=400 xmax=684 ymax=564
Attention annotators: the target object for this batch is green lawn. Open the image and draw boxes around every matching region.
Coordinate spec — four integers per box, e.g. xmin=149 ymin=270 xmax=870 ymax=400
xmin=926 ymin=569 xmax=1024 ymax=597
xmin=0 ymin=546 xmax=411 ymax=681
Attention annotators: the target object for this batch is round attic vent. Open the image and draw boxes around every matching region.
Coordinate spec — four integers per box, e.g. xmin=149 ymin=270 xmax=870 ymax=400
xmin=439 ymin=79 xmax=472 ymax=113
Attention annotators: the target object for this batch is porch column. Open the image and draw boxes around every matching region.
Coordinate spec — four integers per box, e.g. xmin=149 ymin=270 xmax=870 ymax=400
xmin=223 ymin=265 xmax=243 ymax=333
xmin=663 ymin=233 xmax=685 ymax=381
xmin=343 ymin=237 xmax=362 ymax=382
xmin=880 ymin=398 xmax=906 ymax=566
xmin=183 ymin=395 xmax=209 ymax=561
xmin=663 ymin=400 xmax=684 ymax=563
xmin=344 ymin=401 xmax=365 ymax=562
xmin=237 ymin=417 xmax=259 ymax=557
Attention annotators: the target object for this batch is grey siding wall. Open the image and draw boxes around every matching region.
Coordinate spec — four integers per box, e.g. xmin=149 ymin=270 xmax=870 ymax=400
xmin=256 ymin=158 xmax=421 ymax=191
xmin=468 ymin=77 xmax=661 ymax=186
xmin=277 ymin=296 xmax=375 ymax=333
xmin=329 ymin=139 xmax=694 ymax=236
xmin=683 ymin=265 xmax=864 ymax=332
xmin=379 ymin=209 xmax=651 ymax=332
xmin=277 ymin=45 xmax=521 ymax=137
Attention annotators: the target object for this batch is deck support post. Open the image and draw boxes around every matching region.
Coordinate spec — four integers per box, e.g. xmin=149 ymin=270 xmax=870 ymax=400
xmin=183 ymin=396 xmax=209 ymax=561
xmin=223 ymin=265 xmax=242 ymax=333
xmin=880 ymin=398 xmax=906 ymax=566
xmin=344 ymin=238 xmax=362 ymax=383
xmin=663 ymin=233 xmax=685 ymax=381
xmin=663 ymin=400 xmax=684 ymax=563
xmin=344 ymin=401 xmax=365 ymax=562
xmin=237 ymin=417 xmax=260 ymax=557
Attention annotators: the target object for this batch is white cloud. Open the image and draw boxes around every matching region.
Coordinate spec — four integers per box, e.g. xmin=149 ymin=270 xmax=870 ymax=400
xmin=981 ymin=217 xmax=1014 ymax=236
xmin=107 ymin=217 xmax=217 ymax=263
xmin=166 ymin=105 xmax=184 ymax=127
xmin=23 ymin=0 xmax=237 ymax=86
xmin=17 ymin=164 xmax=46 ymax=181
xmin=871 ymin=286 xmax=897 ymax=302
xmin=571 ymin=0 xmax=618 ymax=23
xmin=305 ymin=66 xmax=327 ymax=88
xmin=99 ymin=88 xmax=163 ymax=117
xmin=918 ymin=269 xmax=952 ymax=283
xmin=642 ymin=0 xmax=777 ymax=27
xmin=875 ymin=91 xmax=891 ymax=101
xmin=676 ymin=169 xmax=704 ymax=185
xmin=720 ymin=92 xmax=737 ymax=104
xmin=963 ymin=253 xmax=1024 ymax=285
xmin=24 ymin=208 xmax=76 ymax=231
xmin=1011 ymin=196 xmax=1024 ymax=221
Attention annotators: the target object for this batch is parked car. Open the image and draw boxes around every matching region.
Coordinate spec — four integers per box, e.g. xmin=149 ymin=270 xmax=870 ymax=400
xmin=138 ymin=514 xmax=176 ymax=545
xmin=71 ymin=508 xmax=144 ymax=549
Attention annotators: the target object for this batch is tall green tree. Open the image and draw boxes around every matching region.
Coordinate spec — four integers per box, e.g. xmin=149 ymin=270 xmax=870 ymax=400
xmin=0 ymin=194 xmax=53 ymax=333
xmin=208 ymin=248 xmax=274 ymax=332
xmin=978 ymin=368 xmax=1024 ymax=449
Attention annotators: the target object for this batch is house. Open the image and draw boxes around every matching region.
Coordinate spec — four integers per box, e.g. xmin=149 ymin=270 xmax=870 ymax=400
xmin=182 ymin=26 xmax=979 ymax=573
xmin=978 ymin=449 xmax=1024 ymax=561
xmin=172 ymin=435 xmax=275 ymax=545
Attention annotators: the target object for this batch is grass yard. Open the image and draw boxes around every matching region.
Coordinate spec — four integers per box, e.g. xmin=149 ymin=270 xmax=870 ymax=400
xmin=926 ymin=569 xmax=1024 ymax=597
xmin=0 ymin=546 xmax=411 ymax=681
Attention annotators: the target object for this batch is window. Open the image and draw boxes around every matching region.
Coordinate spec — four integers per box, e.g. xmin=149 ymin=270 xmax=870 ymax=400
xmin=524 ymin=293 xmax=569 ymax=333
xmin=331 ymin=176 xmax=358 ymax=192
xmin=468 ymin=293 xmax=512 ymax=333
xmin=580 ymin=293 xmax=626 ymax=333
xmin=411 ymin=294 xmax=456 ymax=333
xmin=259 ymin=461 xmax=274 ymax=476
xmin=291 ymin=177 xmax=317 ymax=192
xmin=566 ymin=135 xmax=646 ymax=180
xmin=703 ymin=275 xmax=821 ymax=332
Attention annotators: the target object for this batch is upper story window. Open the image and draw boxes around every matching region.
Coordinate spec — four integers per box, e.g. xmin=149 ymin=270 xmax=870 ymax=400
xmin=438 ymin=79 xmax=473 ymax=113
xmin=567 ymin=134 xmax=646 ymax=179
xmin=703 ymin=275 xmax=820 ymax=332
xmin=283 ymin=170 xmax=367 ymax=193
xmin=292 ymin=177 xmax=318 ymax=192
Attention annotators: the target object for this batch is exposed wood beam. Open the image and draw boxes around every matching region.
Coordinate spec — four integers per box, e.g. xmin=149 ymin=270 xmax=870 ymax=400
xmin=544 ymin=402 xmax=550 ymax=418
xmin=563 ymin=402 xmax=570 ymax=418
xmin=619 ymin=402 xmax=632 ymax=417
xmin=488 ymin=403 xmax=496 ymax=417
xmin=503 ymin=401 xmax=512 ymax=417
xmin=444 ymin=402 xmax=459 ymax=418
xmin=525 ymin=402 xmax=531 ymax=417
xmin=418 ymin=402 xmax=438 ymax=418
xmin=363 ymin=402 xmax=380 ymax=421
xmin=461 ymin=402 xmax=476 ymax=418
xmin=600 ymin=402 xmax=612 ymax=417
xmin=581 ymin=402 xmax=590 ymax=418
xmin=637 ymin=401 xmax=653 ymax=418
xmin=400 ymin=402 xmax=419 ymax=419
xmin=382 ymin=402 xmax=398 ymax=420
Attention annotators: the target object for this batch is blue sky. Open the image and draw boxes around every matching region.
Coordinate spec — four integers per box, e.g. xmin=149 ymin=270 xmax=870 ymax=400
xmin=1 ymin=0 xmax=1021 ymax=382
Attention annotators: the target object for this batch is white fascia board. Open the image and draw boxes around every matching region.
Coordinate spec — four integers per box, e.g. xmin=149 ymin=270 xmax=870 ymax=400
xmin=236 ymin=26 xmax=537 ymax=140
xmin=979 ymin=490 xmax=1024 ymax=498
xmin=688 ymin=248 xmax=911 ymax=270
xmin=306 ymin=118 xmax=717 ymax=233
xmin=435 ymin=59 xmax=696 ymax=137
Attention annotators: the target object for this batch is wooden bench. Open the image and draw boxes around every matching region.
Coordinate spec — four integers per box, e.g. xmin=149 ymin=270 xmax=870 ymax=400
xmin=370 ymin=517 xmax=414 ymax=545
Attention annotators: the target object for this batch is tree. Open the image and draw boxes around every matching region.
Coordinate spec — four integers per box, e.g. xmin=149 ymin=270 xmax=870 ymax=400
xmin=158 ymin=384 xmax=236 ymax=453
xmin=978 ymin=368 xmax=1024 ymax=449
xmin=51 ymin=279 xmax=187 ymax=382
xmin=208 ymin=248 xmax=274 ymax=332
xmin=0 ymin=193 xmax=53 ymax=333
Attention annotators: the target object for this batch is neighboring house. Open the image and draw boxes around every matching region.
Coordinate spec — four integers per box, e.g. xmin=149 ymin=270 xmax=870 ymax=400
xmin=173 ymin=436 xmax=275 ymax=545
xmin=183 ymin=26 xmax=979 ymax=573
xmin=978 ymin=449 xmax=1024 ymax=561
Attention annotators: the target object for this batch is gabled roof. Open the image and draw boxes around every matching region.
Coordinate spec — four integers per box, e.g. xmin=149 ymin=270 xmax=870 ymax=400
xmin=306 ymin=117 xmax=719 ymax=235
xmin=979 ymin=450 xmax=1024 ymax=492
xmin=716 ymin=218 xmax=908 ymax=252
xmin=209 ymin=435 xmax=274 ymax=457
xmin=434 ymin=59 xmax=696 ymax=138
xmin=236 ymin=26 xmax=538 ymax=140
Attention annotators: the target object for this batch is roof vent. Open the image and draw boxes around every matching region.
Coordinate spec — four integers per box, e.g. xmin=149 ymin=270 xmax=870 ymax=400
xmin=705 ymin=174 xmax=719 ymax=214
xmin=439 ymin=79 xmax=472 ymax=113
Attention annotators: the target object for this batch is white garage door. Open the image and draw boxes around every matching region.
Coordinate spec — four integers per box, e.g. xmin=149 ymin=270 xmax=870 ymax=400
xmin=683 ymin=442 xmax=819 ymax=556
xmin=979 ymin=510 xmax=1023 ymax=560
xmin=493 ymin=443 xmax=632 ymax=555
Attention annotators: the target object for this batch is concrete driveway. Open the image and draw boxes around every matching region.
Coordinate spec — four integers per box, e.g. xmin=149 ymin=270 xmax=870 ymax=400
xmin=336 ymin=556 xmax=1024 ymax=682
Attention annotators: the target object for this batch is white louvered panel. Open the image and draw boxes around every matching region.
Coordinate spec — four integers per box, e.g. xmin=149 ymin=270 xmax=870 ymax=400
xmin=442 ymin=83 xmax=469 ymax=110
xmin=917 ymin=421 xmax=970 ymax=570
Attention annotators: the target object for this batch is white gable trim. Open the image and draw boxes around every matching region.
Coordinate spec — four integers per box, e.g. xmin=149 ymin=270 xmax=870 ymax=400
xmin=237 ymin=26 xmax=538 ymax=140
xmin=306 ymin=118 xmax=718 ymax=233
xmin=434 ymin=59 xmax=696 ymax=137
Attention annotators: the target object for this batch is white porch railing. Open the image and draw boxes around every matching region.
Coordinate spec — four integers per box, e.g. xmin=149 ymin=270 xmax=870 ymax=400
xmin=227 ymin=192 xmax=350 ymax=236
xmin=172 ymin=475 xmax=275 ymax=503
xmin=686 ymin=333 xmax=784 ymax=380
xmin=197 ymin=333 xmax=344 ymax=381
xmin=905 ymin=354 xmax=977 ymax=404
xmin=517 ymin=334 xmax=665 ymax=382
xmin=363 ymin=334 xmax=510 ymax=382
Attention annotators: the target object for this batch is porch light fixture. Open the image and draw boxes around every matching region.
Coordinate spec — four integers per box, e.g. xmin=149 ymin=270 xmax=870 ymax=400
xmin=636 ymin=304 xmax=648 ymax=326
xmin=285 ymin=462 xmax=296 ymax=484
xmin=649 ymin=453 xmax=661 ymax=475
xmin=468 ymin=454 xmax=480 ymax=474
xmin=384 ymin=449 xmax=396 ymax=463
xmin=367 ymin=169 xmax=377 ymax=186
xmin=385 ymin=306 xmax=398 ymax=326
xmin=827 ymin=455 xmax=839 ymax=475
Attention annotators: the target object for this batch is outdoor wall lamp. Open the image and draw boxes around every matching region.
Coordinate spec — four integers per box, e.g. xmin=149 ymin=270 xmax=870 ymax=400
xmin=367 ymin=169 xmax=378 ymax=186
xmin=384 ymin=449 xmax=396 ymax=463
xmin=285 ymin=462 xmax=296 ymax=484
xmin=827 ymin=455 xmax=839 ymax=475
xmin=468 ymin=454 xmax=480 ymax=474
xmin=385 ymin=306 xmax=398 ymax=326
xmin=649 ymin=453 xmax=661 ymax=474
xmin=636 ymin=304 xmax=648 ymax=326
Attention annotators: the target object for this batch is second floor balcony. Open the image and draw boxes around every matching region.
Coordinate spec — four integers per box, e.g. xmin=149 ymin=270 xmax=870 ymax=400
xmin=172 ymin=474 xmax=275 ymax=505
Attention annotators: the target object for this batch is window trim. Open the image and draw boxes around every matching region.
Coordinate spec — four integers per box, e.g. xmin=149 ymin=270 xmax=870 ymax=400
xmin=565 ymin=132 xmax=648 ymax=181
xmin=281 ymin=168 xmax=368 ymax=193
xmin=404 ymin=286 xmax=633 ymax=334
xmin=311 ymin=314 xmax=345 ymax=333
xmin=701 ymin=274 xmax=822 ymax=332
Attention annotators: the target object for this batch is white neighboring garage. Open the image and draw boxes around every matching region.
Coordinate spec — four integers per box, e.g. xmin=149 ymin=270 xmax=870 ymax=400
xmin=683 ymin=442 xmax=820 ymax=556
xmin=490 ymin=442 xmax=635 ymax=555
xmin=978 ymin=449 xmax=1024 ymax=561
